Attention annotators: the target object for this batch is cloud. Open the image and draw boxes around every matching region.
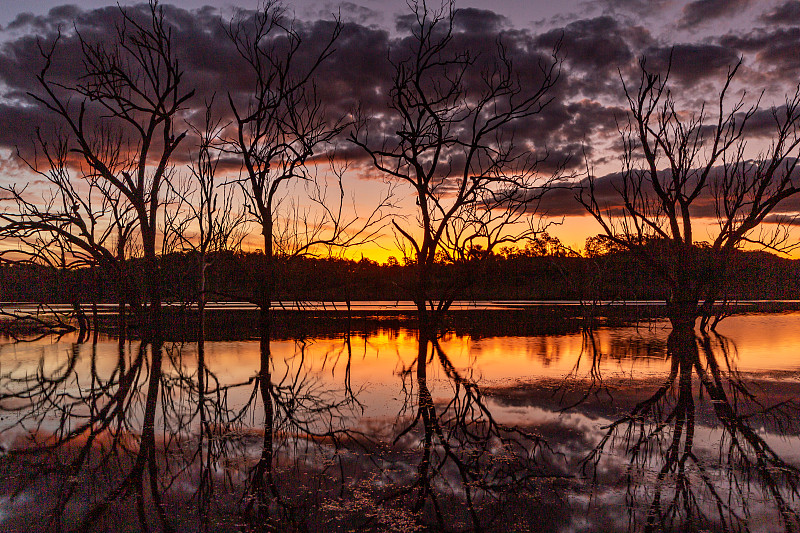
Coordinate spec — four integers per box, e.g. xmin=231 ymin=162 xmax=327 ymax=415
xmin=741 ymin=104 xmax=800 ymax=138
xmin=639 ymin=43 xmax=741 ymax=84
xmin=5 ymin=5 xmax=83 ymax=31
xmin=535 ymin=16 xmax=657 ymax=101
xmin=535 ymin=163 xmax=800 ymax=220
xmin=678 ymin=0 xmax=751 ymax=29
xmin=316 ymin=2 xmax=382 ymax=25
xmin=759 ymin=1 xmax=800 ymax=25
xmin=590 ymin=0 xmax=671 ymax=18
xmin=720 ymin=27 xmax=800 ymax=78
xmin=537 ymin=16 xmax=646 ymax=72
xmin=0 ymin=1 xmax=794 ymax=201
xmin=452 ymin=7 xmax=508 ymax=33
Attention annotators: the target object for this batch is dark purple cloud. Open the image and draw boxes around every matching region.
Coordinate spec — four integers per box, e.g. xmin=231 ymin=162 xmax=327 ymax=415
xmin=640 ymin=43 xmax=741 ymax=84
xmin=5 ymin=5 xmax=83 ymax=31
xmin=536 ymin=16 xmax=651 ymax=83
xmin=593 ymin=0 xmax=671 ymax=18
xmin=533 ymin=16 xmax=662 ymax=103
xmin=759 ymin=1 xmax=800 ymax=25
xmin=740 ymin=104 xmax=800 ymax=138
xmin=720 ymin=27 xmax=800 ymax=77
xmin=0 ymin=1 xmax=794 ymax=193
xmin=316 ymin=2 xmax=381 ymax=25
xmin=536 ymin=162 xmax=800 ymax=220
xmin=678 ymin=0 xmax=751 ymax=29
xmin=451 ymin=7 xmax=508 ymax=33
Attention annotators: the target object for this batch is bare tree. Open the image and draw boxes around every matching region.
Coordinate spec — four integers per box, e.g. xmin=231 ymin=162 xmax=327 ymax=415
xmin=226 ymin=0 xmax=393 ymax=328
xmin=0 ymin=8 xmax=198 ymax=533
xmin=579 ymin=57 xmax=800 ymax=330
xmin=27 ymin=0 xmax=194 ymax=338
xmin=227 ymin=1 xmax=342 ymax=327
xmin=164 ymin=99 xmax=247 ymax=338
xmin=225 ymin=1 xmax=393 ymax=516
xmin=350 ymin=0 xmax=562 ymax=330
xmin=0 ymin=129 xmax=141 ymax=337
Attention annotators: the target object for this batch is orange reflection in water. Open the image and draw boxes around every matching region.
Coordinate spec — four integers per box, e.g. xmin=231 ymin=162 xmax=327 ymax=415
xmin=2 ymin=312 xmax=800 ymax=424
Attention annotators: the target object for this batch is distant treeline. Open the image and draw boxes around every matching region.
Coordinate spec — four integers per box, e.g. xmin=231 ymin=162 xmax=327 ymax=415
xmin=3 ymin=246 xmax=798 ymax=304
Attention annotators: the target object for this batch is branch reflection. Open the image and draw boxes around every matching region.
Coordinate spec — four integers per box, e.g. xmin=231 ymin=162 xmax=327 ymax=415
xmin=361 ymin=325 xmax=559 ymax=531
xmin=577 ymin=326 xmax=800 ymax=532
xmin=0 ymin=331 xmax=361 ymax=531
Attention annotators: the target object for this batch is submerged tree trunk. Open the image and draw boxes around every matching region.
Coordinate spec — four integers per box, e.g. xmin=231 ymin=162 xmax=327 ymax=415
xmin=247 ymin=228 xmax=277 ymax=522
xmin=198 ymin=256 xmax=207 ymax=343
xmin=144 ymin=255 xmax=162 ymax=343
xmin=117 ymin=300 xmax=127 ymax=342
xmin=140 ymin=223 xmax=163 ymax=344
xmin=666 ymin=295 xmax=699 ymax=330
xmin=248 ymin=310 xmax=276 ymax=524
xmin=414 ymin=325 xmax=436 ymax=515
xmin=73 ymin=301 xmax=89 ymax=343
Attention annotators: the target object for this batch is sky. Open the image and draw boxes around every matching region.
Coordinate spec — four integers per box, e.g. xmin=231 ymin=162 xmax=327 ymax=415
xmin=0 ymin=0 xmax=799 ymax=261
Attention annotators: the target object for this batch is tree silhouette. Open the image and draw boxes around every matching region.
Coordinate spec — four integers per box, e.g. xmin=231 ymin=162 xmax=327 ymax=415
xmin=18 ymin=0 xmax=194 ymax=339
xmin=351 ymin=0 xmax=562 ymax=330
xmin=579 ymin=57 xmax=800 ymax=329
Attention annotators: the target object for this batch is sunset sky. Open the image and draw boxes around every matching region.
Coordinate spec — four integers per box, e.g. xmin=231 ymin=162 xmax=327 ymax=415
xmin=0 ymin=0 xmax=799 ymax=262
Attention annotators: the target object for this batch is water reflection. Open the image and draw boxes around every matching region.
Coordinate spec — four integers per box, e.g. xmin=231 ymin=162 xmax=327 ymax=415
xmin=575 ymin=326 xmax=800 ymax=532
xmin=0 ymin=340 xmax=168 ymax=530
xmin=359 ymin=327 xmax=555 ymax=530
xmin=241 ymin=329 xmax=363 ymax=530
xmin=0 ymin=314 xmax=798 ymax=531
xmin=0 ymin=334 xmax=360 ymax=531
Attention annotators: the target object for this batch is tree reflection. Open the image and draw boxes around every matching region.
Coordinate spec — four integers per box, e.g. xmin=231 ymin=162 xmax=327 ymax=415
xmin=0 ymin=339 xmax=168 ymax=531
xmin=579 ymin=326 xmax=800 ymax=532
xmin=7 ymin=319 xmax=799 ymax=532
xmin=241 ymin=329 xmax=362 ymax=530
xmin=363 ymin=326 xmax=556 ymax=531
xmin=0 ymin=331 xmax=360 ymax=531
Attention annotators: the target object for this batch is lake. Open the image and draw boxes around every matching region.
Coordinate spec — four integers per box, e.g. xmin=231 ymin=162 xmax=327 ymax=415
xmin=1 ymin=310 xmax=799 ymax=532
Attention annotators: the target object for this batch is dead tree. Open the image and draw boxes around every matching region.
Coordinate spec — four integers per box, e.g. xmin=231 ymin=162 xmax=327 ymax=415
xmin=226 ymin=1 xmax=392 ymax=515
xmin=28 ymin=0 xmax=194 ymax=339
xmin=0 ymin=130 xmax=140 ymax=337
xmin=165 ymin=99 xmax=247 ymax=339
xmin=226 ymin=0 xmax=393 ymax=326
xmin=0 ymin=8 xmax=194 ymax=532
xmin=350 ymin=0 xmax=562 ymax=331
xmin=579 ymin=57 xmax=800 ymax=330
xmin=227 ymin=1 xmax=341 ymax=328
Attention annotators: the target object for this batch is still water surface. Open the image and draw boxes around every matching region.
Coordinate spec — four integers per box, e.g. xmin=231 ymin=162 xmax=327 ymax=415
xmin=0 ymin=311 xmax=799 ymax=531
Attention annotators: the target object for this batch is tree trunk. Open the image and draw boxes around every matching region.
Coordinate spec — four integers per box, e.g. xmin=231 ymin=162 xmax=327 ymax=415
xmin=666 ymin=295 xmax=698 ymax=330
xmin=142 ymin=226 xmax=162 ymax=343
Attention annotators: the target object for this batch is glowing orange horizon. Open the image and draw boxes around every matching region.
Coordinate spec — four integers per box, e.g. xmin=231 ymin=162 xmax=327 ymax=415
xmin=233 ymin=213 xmax=800 ymax=264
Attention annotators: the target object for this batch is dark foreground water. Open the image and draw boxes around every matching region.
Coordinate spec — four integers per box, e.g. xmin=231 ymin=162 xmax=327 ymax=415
xmin=1 ymin=311 xmax=799 ymax=532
